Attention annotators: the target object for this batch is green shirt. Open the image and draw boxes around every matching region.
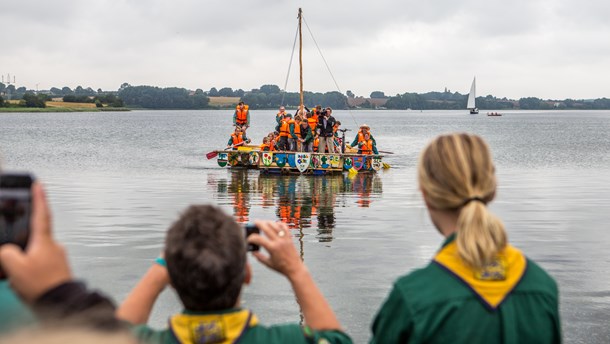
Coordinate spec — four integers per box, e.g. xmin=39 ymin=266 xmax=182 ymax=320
xmin=0 ymin=281 xmax=35 ymax=334
xmin=132 ymin=308 xmax=352 ymax=344
xmin=371 ymin=236 xmax=561 ymax=344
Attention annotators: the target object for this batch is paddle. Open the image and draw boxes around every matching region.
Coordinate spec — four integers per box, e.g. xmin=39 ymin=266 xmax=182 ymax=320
xmin=205 ymin=141 xmax=246 ymax=160
xmin=378 ymin=150 xmax=394 ymax=155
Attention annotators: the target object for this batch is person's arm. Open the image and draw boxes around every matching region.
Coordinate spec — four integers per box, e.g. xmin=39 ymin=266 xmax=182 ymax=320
xmin=246 ymin=111 xmax=250 ymax=126
xmin=115 ymin=260 xmax=170 ymax=325
xmin=227 ymin=137 xmax=234 ymax=148
xmin=233 ymin=111 xmax=237 ymax=125
xmin=350 ymin=136 xmax=359 ymax=147
xmin=289 ymin=123 xmax=298 ymax=139
xmin=243 ymin=133 xmax=251 ymax=144
xmin=248 ymin=221 xmax=341 ymax=331
xmin=373 ymin=144 xmax=379 ymax=155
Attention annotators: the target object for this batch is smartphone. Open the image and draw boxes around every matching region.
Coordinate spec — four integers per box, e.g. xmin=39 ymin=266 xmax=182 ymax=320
xmin=244 ymin=224 xmax=260 ymax=252
xmin=0 ymin=172 xmax=34 ymax=250
xmin=0 ymin=172 xmax=34 ymax=279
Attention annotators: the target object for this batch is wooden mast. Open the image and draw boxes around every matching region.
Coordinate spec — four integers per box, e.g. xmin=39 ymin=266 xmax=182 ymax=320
xmin=298 ymin=8 xmax=304 ymax=114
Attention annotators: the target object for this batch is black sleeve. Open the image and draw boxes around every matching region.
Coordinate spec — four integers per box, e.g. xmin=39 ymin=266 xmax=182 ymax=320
xmin=34 ymin=281 xmax=124 ymax=331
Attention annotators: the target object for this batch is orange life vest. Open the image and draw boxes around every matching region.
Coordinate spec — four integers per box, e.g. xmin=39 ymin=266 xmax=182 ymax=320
xmin=231 ymin=132 xmax=244 ymax=145
xmin=313 ymin=137 xmax=319 ymax=152
xmin=307 ymin=117 xmax=317 ymax=130
xmin=357 ymin=129 xmax=372 ymax=143
xmin=360 ymin=139 xmax=374 ymax=155
xmin=260 ymin=143 xmax=270 ymax=151
xmin=235 ymin=105 xmax=249 ymax=124
xmin=333 ymin=124 xmax=340 ymax=134
xmin=269 ymin=140 xmax=276 ymax=151
xmin=289 ymin=120 xmax=301 ymax=136
xmin=279 ymin=120 xmax=290 ymax=137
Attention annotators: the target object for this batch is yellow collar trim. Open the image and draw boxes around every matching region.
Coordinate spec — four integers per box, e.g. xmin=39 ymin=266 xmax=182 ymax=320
xmin=169 ymin=309 xmax=259 ymax=344
xmin=433 ymin=241 xmax=527 ymax=309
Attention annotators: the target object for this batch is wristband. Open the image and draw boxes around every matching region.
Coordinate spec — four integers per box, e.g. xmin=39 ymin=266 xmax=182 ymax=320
xmin=154 ymin=257 xmax=167 ymax=268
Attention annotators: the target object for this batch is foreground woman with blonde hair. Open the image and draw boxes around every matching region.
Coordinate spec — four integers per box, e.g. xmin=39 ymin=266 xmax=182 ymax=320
xmin=371 ymin=133 xmax=561 ymax=343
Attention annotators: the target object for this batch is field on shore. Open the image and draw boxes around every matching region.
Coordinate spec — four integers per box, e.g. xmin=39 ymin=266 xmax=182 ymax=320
xmin=1 ymin=100 xmax=128 ymax=112
xmin=208 ymin=96 xmax=240 ymax=107
xmin=46 ymin=101 xmax=97 ymax=108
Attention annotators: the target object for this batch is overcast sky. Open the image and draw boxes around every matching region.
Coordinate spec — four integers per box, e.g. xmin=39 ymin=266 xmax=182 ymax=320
xmin=1 ymin=0 xmax=609 ymax=100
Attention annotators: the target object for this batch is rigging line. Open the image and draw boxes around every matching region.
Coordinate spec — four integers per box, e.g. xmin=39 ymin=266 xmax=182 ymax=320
xmin=281 ymin=23 xmax=300 ymax=107
xmin=302 ymin=15 xmax=359 ymax=127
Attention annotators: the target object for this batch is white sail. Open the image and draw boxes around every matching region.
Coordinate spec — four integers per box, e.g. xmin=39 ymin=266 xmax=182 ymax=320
xmin=467 ymin=77 xmax=476 ymax=109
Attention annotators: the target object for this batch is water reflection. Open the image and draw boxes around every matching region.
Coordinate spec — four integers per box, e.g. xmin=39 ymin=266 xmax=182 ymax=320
xmin=211 ymin=171 xmax=383 ymax=242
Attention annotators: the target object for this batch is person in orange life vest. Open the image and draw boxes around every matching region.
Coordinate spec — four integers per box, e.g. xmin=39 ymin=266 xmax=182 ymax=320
xmin=313 ymin=135 xmax=320 ymax=153
xmin=348 ymin=123 xmax=376 ymax=148
xmin=275 ymin=106 xmax=287 ymax=133
xmin=277 ymin=113 xmax=292 ymax=151
xmin=333 ymin=121 xmax=342 ymax=153
xmin=317 ymin=107 xmax=337 ymax=154
xmin=226 ymin=126 xmax=250 ymax=150
xmin=306 ymin=111 xmax=318 ymax=134
xmin=311 ymin=105 xmax=322 ymax=122
xmin=276 ymin=106 xmax=286 ymax=126
xmin=265 ymin=132 xmax=277 ymax=151
xmin=260 ymin=137 xmax=272 ymax=151
xmin=358 ymin=132 xmax=378 ymax=155
xmin=289 ymin=115 xmax=306 ymax=152
xmin=233 ymin=101 xmax=250 ymax=129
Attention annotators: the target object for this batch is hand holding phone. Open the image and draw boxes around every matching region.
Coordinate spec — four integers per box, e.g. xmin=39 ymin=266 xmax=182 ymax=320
xmin=0 ymin=182 xmax=73 ymax=302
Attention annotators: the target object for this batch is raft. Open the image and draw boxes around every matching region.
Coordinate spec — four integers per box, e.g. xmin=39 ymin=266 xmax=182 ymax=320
xmin=215 ymin=149 xmax=384 ymax=175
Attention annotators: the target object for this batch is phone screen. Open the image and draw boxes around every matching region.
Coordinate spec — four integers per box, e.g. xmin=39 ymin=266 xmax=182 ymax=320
xmin=0 ymin=173 xmax=34 ymax=250
xmin=244 ymin=224 xmax=260 ymax=252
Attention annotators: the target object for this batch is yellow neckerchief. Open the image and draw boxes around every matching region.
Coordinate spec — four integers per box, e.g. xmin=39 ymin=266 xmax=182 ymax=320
xmin=433 ymin=236 xmax=527 ymax=310
xmin=169 ymin=309 xmax=258 ymax=344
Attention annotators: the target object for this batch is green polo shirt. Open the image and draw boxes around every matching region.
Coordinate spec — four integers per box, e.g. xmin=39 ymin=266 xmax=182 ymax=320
xmin=370 ymin=235 xmax=561 ymax=344
xmin=132 ymin=308 xmax=352 ymax=344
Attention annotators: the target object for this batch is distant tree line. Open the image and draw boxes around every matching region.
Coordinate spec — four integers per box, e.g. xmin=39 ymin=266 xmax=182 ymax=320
xmin=378 ymin=91 xmax=610 ymax=111
xmin=117 ymin=84 xmax=209 ymax=109
xmin=4 ymin=81 xmax=610 ymax=110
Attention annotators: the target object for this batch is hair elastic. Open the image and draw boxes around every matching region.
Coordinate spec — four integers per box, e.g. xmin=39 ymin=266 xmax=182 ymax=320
xmin=462 ymin=196 xmax=486 ymax=206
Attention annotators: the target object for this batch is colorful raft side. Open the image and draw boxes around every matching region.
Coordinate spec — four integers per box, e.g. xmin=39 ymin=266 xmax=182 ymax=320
xmin=215 ymin=150 xmax=384 ymax=174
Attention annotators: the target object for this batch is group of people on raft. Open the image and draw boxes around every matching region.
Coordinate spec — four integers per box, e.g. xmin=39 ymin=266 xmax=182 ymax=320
xmin=227 ymin=102 xmax=379 ymax=155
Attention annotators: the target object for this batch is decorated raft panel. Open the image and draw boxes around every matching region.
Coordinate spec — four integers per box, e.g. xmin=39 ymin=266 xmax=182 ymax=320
xmin=216 ymin=150 xmax=383 ymax=174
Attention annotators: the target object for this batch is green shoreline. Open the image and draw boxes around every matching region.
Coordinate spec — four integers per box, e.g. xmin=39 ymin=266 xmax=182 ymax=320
xmin=0 ymin=107 xmax=130 ymax=113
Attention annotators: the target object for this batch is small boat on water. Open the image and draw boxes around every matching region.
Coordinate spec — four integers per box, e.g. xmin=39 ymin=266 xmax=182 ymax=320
xmin=208 ymin=8 xmax=385 ymax=175
xmin=467 ymin=77 xmax=479 ymax=114
xmin=487 ymin=112 xmax=503 ymax=116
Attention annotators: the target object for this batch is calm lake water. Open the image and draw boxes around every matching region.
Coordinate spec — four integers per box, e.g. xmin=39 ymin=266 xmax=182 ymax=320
xmin=1 ymin=109 xmax=609 ymax=343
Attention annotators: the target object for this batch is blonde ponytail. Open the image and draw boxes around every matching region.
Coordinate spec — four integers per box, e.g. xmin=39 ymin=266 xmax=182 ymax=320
xmin=456 ymin=200 xmax=506 ymax=268
xmin=418 ymin=133 xmax=507 ymax=269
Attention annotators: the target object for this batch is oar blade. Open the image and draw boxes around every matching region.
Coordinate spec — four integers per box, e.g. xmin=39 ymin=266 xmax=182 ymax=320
xmin=206 ymin=151 xmax=218 ymax=160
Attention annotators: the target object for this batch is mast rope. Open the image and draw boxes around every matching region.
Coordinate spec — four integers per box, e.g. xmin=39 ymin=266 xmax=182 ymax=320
xmin=281 ymin=23 xmax=300 ymax=107
xmin=302 ymin=15 xmax=359 ymax=127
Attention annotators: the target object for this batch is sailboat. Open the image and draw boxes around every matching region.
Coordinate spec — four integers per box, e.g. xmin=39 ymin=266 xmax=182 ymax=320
xmin=467 ymin=77 xmax=478 ymax=114
xmin=207 ymin=8 xmax=385 ymax=175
